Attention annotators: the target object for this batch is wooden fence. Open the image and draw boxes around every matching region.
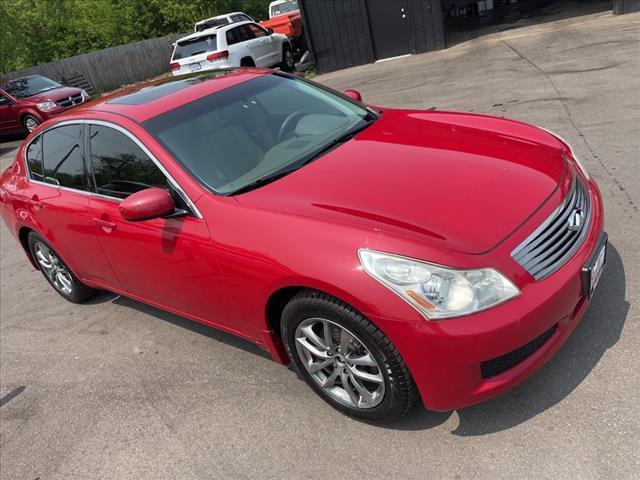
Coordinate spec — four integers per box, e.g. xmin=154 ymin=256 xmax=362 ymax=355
xmin=1 ymin=34 xmax=184 ymax=94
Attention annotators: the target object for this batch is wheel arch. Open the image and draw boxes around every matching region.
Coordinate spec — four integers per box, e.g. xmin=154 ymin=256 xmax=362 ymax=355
xmin=262 ymin=280 xmax=381 ymax=364
xmin=240 ymin=56 xmax=256 ymax=67
xmin=18 ymin=225 xmax=39 ymax=268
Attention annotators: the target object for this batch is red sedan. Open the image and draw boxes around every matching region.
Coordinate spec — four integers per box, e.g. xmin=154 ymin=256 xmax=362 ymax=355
xmin=0 ymin=69 xmax=606 ymax=422
xmin=0 ymin=75 xmax=89 ymax=134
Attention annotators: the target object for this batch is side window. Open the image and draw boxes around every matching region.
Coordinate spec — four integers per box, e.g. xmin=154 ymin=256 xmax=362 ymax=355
xmin=226 ymin=27 xmax=239 ymax=46
xmin=238 ymin=24 xmax=256 ymax=42
xmin=26 ymin=135 xmax=44 ymax=181
xmin=248 ymin=24 xmax=267 ymax=38
xmin=42 ymin=124 xmax=88 ymax=190
xmin=89 ymin=125 xmax=168 ymax=199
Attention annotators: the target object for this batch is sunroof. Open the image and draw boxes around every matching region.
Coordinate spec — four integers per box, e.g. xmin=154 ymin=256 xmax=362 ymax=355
xmin=107 ymin=70 xmax=234 ymax=105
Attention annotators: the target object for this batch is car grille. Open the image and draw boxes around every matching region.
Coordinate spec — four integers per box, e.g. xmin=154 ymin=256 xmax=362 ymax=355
xmin=512 ymin=171 xmax=591 ymax=281
xmin=480 ymin=323 xmax=558 ymax=378
xmin=57 ymin=94 xmax=84 ymax=108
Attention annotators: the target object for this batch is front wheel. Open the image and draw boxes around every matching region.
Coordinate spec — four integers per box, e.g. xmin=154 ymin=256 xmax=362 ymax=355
xmin=280 ymin=45 xmax=295 ymax=72
xmin=22 ymin=115 xmax=40 ymax=133
xmin=282 ymin=290 xmax=418 ymax=422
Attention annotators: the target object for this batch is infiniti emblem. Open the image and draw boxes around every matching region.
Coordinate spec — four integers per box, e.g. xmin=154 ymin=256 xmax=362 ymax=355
xmin=568 ymin=209 xmax=584 ymax=231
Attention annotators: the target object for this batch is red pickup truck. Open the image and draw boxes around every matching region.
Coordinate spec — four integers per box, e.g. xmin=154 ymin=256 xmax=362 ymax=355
xmin=260 ymin=0 xmax=303 ymax=39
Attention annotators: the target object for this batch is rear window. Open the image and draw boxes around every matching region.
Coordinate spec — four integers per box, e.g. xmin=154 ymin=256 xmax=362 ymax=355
xmin=271 ymin=0 xmax=298 ymax=17
xmin=173 ymin=35 xmax=217 ymax=60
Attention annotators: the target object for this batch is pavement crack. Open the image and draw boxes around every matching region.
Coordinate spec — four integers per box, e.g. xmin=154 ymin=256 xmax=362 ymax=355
xmin=502 ymin=41 xmax=638 ymax=215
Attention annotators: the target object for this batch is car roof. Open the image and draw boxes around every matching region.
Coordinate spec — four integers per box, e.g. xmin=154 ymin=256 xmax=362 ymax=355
xmin=178 ymin=20 xmax=254 ymax=42
xmin=196 ymin=12 xmax=247 ymax=23
xmin=72 ymin=68 xmax=272 ymax=123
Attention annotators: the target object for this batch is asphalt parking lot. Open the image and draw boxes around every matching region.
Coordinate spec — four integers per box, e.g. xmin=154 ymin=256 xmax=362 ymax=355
xmin=1 ymin=10 xmax=639 ymax=480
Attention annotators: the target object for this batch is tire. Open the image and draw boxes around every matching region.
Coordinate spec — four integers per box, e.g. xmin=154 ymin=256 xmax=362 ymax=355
xmin=22 ymin=115 xmax=40 ymax=133
xmin=28 ymin=232 xmax=97 ymax=303
xmin=280 ymin=44 xmax=295 ymax=72
xmin=281 ymin=290 xmax=418 ymax=423
xmin=240 ymin=57 xmax=256 ymax=67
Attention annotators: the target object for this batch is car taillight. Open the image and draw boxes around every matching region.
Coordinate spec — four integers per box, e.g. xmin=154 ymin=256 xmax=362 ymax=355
xmin=207 ymin=50 xmax=229 ymax=62
xmin=170 ymin=62 xmax=180 ymax=70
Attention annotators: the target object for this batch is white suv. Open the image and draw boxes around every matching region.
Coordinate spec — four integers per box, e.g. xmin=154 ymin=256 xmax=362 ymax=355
xmin=194 ymin=12 xmax=254 ymax=32
xmin=170 ymin=21 xmax=294 ymax=76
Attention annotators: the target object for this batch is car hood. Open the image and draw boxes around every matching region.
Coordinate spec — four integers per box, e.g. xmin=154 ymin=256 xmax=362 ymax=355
xmin=236 ymin=109 xmax=567 ymax=254
xmin=25 ymin=86 xmax=82 ymax=103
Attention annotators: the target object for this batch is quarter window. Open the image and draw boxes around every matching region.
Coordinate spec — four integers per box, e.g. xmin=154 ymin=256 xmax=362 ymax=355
xmin=42 ymin=124 xmax=88 ymax=190
xmin=26 ymin=135 xmax=44 ymax=181
xmin=89 ymin=125 xmax=168 ymax=199
xmin=226 ymin=27 xmax=240 ymax=45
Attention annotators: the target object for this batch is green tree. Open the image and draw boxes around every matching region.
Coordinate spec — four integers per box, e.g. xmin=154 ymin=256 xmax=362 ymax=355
xmin=0 ymin=0 xmax=271 ymax=73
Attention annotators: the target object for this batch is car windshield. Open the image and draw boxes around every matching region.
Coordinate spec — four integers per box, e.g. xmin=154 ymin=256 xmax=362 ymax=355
xmin=3 ymin=75 xmax=61 ymax=98
xmin=271 ymin=0 xmax=299 ymax=16
xmin=173 ymin=34 xmax=217 ymax=60
xmin=143 ymin=73 xmax=375 ymax=195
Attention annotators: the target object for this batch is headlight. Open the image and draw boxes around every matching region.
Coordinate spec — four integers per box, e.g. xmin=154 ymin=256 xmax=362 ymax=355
xmin=36 ymin=101 xmax=56 ymax=112
xmin=358 ymin=250 xmax=520 ymax=320
xmin=81 ymin=89 xmax=89 ymax=100
xmin=539 ymin=127 xmax=590 ymax=180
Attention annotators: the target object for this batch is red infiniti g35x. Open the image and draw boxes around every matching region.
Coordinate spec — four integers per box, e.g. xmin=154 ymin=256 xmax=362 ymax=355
xmin=0 ymin=70 xmax=606 ymax=422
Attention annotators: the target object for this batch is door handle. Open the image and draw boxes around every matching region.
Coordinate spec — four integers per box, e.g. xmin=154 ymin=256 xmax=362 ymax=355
xmin=93 ymin=218 xmax=117 ymax=232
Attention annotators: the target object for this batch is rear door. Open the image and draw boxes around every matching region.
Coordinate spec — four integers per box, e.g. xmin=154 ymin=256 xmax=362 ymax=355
xmin=19 ymin=122 xmax=117 ymax=285
xmin=85 ymin=123 xmax=222 ymax=321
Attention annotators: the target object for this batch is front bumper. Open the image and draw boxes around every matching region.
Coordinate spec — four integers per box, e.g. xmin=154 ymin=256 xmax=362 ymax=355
xmin=369 ymin=178 xmax=605 ymax=412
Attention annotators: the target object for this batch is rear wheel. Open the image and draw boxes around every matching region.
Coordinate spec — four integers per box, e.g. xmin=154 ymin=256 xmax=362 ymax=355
xmin=281 ymin=290 xmax=418 ymax=422
xmin=28 ymin=232 xmax=97 ymax=303
xmin=240 ymin=57 xmax=256 ymax=67
xmin=280 ymin=44 xmax=295 ymax=72
xmin=22 ymin=115 xmax=40 ymax=133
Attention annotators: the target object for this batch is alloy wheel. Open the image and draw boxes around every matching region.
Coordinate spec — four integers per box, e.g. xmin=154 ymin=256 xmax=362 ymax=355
xmin=25 ymin=117 xmax=39 ymax=132
xmin=33 ymin=242 xmax=73 ymax=295
xmin=294 ymin=317 xmax=385 ymax=409
xmin=285 ymin=50 xmax=294 ymax=70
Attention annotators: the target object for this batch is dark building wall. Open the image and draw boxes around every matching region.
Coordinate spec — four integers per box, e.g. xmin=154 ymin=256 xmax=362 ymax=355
xmin=299 ymin=0 xmax=445 ymax=73
xmin=613 ymin=0 xmax=640 ymax=14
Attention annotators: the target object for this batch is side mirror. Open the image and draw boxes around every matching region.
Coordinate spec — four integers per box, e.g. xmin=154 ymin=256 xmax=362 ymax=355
xmin=344 ymin=89 xmax=362 ymax=102
xmin=0 ymin=97 xmax=12 ymax=106
xmin=119 ymin=187 xmax=175 ymax=221
xmin=266 ymin=27 xmax=274 ymax=35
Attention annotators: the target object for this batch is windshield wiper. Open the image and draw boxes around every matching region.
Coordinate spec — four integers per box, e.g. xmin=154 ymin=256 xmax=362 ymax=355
xmin=231 ymin=115 xmax=377 ymax=196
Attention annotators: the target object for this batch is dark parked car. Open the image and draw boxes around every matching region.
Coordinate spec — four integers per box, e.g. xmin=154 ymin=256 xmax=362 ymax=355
xmin=0 ymin=75 xmax=89 ymax=134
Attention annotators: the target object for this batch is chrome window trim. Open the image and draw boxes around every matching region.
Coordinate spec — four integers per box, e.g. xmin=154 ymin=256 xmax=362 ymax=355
xmin=23 ymin=119 xmax=203 ymax=218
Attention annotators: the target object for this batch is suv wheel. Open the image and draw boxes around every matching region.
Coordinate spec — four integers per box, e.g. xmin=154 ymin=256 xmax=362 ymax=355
xmin=240 ymin=57 xmax=256 ymax=67
xmin=281 ymin=290 xmax=418 ymax=422
xmin=280 ymin=45 xmax=295 ymax=72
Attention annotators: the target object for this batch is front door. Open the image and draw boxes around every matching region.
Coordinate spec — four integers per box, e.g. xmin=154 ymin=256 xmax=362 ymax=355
xmin=85 ymin=123 xmax=224 ymax=323
xmin=367 ymin=0 xmax=411 ymax=60
xmin=0 ymin=92 xmax=19 ymax=132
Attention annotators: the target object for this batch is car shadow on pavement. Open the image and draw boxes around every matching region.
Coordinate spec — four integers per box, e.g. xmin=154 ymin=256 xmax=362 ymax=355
xmin=387 ymin=244 xmax=629 ymax=434
xmin=110 ymin=295 xmax=273 ymax=361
